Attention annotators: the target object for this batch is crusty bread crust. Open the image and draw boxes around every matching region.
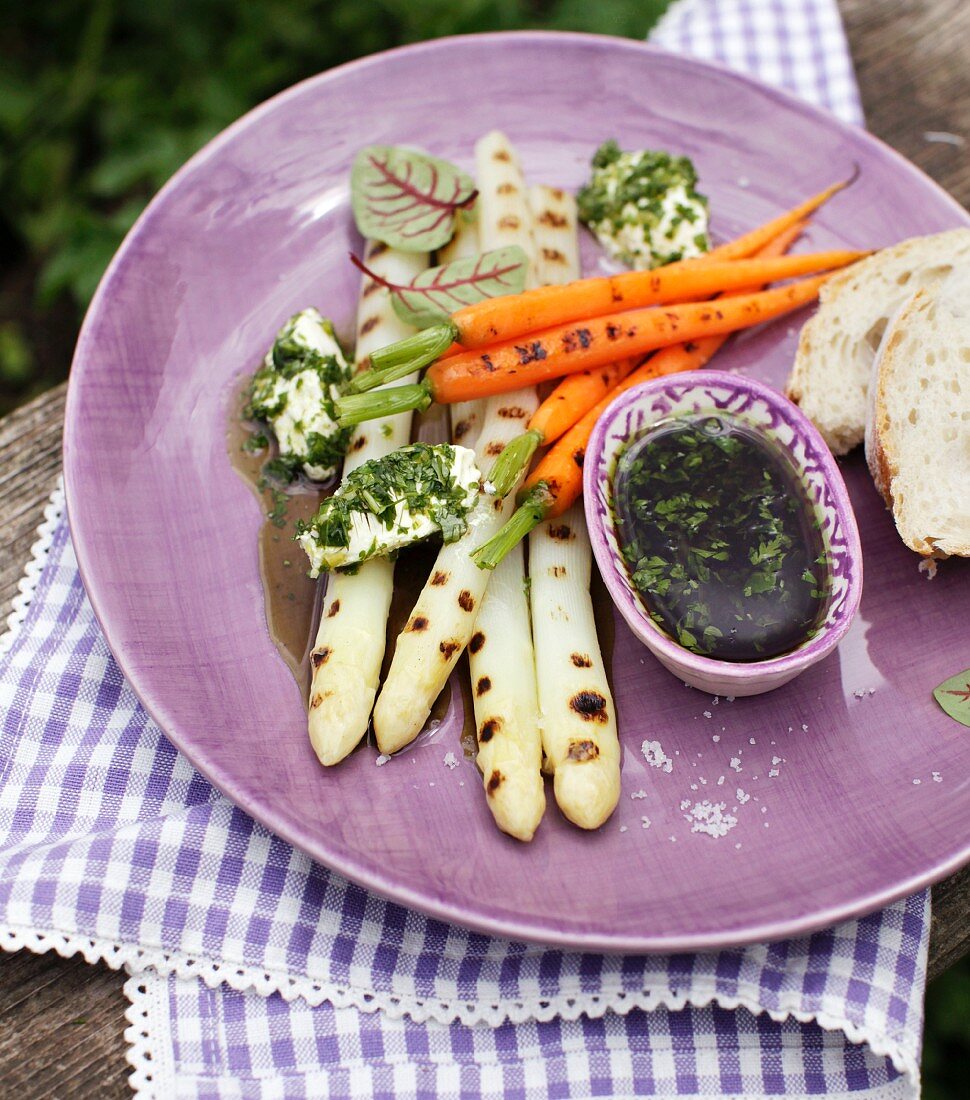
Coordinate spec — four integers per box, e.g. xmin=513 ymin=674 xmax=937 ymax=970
xmin=865 ymin=276 xmax=970 ymax=559
xmin=786 ymin=228 xmax=970 ymax=455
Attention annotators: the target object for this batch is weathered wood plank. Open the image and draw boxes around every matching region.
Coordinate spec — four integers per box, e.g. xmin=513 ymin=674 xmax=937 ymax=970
xmin=0 ymin=3 xmax=967 ymax=1092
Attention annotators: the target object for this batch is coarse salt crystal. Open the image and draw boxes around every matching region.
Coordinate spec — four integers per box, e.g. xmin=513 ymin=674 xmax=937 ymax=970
xmin=932 ymin=772 xmax=942 ymax=783
xmin=376 ymin=755 xmax=391 ymax=767
xmin=736 ymin=788 xmax=750 ymax=804
xmin=730 ymin=757 xmax=742 ymax=773
xmin=631 ymin=789 xmax=648 ymax=800
xmin=801 ymin=724 xmax=809 ymax=732
xmin=619 ymin=825 xmax=629 ymax=833
xmin=913 ymin=779 xmax=921 ymax=785
xmin=690 ymin=783 xmax=698 ymax=791
xmin=713 ymin=735 xmax=721 ymax=743
xmin=717 ymin=776 xmax=725 ymax=786
xmin=641 ymin=816 xmax=652 ymax=829
xmin=703 ymin=711 xmax=713 ymax=719
xmin=768 ymin=768 xmax=780 ymax=778
xmin=443 ymin=752 xmax=458 ymax=770
xmin=772 ymin=756 xmax=781 ymax=766
xmin=748 ymin=738 xmax=756 ymax=745
xmin=642 ymin=740 xmax=673 ymax=773
xmin=683 ymin=800 xmax=738 ymax=838
xmin=726 ymin=697 xmax=735 ymax=703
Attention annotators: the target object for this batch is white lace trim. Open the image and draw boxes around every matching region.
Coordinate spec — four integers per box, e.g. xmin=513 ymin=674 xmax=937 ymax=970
xmin=0 ymin=921 xmax=919 ymax=1092
xmin=0 ymin=480 xmax=64 ymax=658
xmin=124 ymin=974 xmax=171 ymax=1099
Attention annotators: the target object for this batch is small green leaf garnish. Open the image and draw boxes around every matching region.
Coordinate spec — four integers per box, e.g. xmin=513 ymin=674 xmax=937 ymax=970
xmin=350 ymin=246 xmax=528 ymax=328
xmin=933 ymin=670 xmax=970 ymax=728
xmin=351 ymin=145 xmax=477 ymax=252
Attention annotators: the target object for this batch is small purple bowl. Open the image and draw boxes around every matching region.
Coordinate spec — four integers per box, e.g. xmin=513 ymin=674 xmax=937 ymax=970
xmin=584 ymin=371 xmax=863 ymax=696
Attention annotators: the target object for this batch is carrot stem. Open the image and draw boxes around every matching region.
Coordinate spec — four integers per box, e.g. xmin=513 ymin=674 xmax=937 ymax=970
xmin=336 ymin=382 xmax=431 ymax=426
xmin=350 ymin=321 xmax=457 ymax=392
xmin=473 ymin=482 xmax=555 ymax=570
xmin=485 ymin=429 xmax=543 ymax=497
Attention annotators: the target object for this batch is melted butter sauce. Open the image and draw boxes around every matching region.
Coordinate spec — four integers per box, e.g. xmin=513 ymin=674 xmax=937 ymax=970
xmin=227 ymin=376 xmax=476 ymax=745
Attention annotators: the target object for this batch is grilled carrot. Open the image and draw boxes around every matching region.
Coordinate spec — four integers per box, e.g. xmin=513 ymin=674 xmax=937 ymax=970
xmin=446 ymin=247 xmax=864 ymax=350
xmin=471 ymin=220 xmax=809 ymax=568
xmin=428 ymin=273 xmax=831 ymax=402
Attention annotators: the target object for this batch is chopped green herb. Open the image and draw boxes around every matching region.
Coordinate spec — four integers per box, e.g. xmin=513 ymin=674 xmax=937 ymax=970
xmin=296 ymin=442 xmax=480 ymax=574
xmin=246 ymin=308 xmax=353 ymax=482
xmin=577 ymin=140 xmax=710 ymax=269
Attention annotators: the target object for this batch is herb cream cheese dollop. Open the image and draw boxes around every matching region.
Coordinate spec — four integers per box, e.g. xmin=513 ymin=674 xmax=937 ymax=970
xmin=247 ymin=308 xmax=353 ymax=482
xmin=577 ymin=141 xmax=710 ymax=270
xmin=297 ymin=443 xmax=481 ymax=574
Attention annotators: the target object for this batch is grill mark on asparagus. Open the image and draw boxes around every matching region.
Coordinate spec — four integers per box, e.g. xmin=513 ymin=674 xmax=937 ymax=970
xmin=439 ymin=639 xmax=461 ymax=660
xmin=458 ymin=590 xmax=475 ymax=612
xmin=326 ymin=601 xmax=341 ymax=618
xmin=571 ymin=653 xmax=592 ymax=668
xmin=479 ymin=718 xmax=500 ymax=743
xmin=469 ymin=631 xmax=485 ymax=654
xmin=406 ymin=616 xmax=429 ymax=632
xmin=548 ymin=524 xmax=573 ymax=541
xmin=487 ymin=769 xmax=504 ymax=794
xmin=311 ymin=647 xmax=331 ymax=668
xmin=567 ymin=739 xmax=600 ymax=762
xmin=430 ymin=571 xmax=450 ymax=586
xmin=476 ymin=677 xmax=492 ymax=696
xmin=569 ymin=690 xmax=609 ymax=723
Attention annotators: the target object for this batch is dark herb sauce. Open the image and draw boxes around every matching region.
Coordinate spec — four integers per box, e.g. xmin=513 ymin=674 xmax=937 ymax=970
xmin=613 ymin=413 xmax=829 ymax=662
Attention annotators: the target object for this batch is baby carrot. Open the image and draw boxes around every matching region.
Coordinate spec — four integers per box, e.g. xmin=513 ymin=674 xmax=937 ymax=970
xmin=529 ymin=359 xmax=637 ymax=445
xmin=446 ymin=248 xmax=865 ymax=350
xmin=526 ymin=219 xmax=809 ymax=447
xmin=528 ymin=221 xmax=809 ymax=512
xmin=428 ymin=273 xmax=832 ymax=403
xmin=704 ymin=170 xmax=856 ymax=262
xmin=471 ymin=220 xmax=809 ymax=568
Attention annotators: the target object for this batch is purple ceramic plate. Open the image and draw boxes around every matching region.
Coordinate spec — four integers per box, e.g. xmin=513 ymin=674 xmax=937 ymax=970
xmin=64 ymin=33 xmax=970 ymax=952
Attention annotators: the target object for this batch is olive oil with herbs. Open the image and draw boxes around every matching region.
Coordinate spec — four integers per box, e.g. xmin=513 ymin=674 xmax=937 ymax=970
xmin=613 ymin=414 xmax=829 ymax=662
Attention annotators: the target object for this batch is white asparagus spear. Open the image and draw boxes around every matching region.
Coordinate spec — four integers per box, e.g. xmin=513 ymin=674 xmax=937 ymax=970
xmin=439 ymin=211 xmax=486 ymax=452
xmin=527 ymin=185 xmax=620 ymax=829
xmin=308 ymin=241 xmax=428 ymax=766
xmin=372 ymin=133 xmax=538 ymax=757
xmin=370 ymin=343 xmax=538 ymax=755
xmin=530 ymin=502 xmax=621 ymax=829
xmin=465 ymin=135 xmax=544 ymax=840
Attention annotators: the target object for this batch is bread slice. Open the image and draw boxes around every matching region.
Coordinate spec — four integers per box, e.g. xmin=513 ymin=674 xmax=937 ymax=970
xmin=865 ymin=266 xmax=970 ymax=557
xmin=786 ymin=229 xmax=970 ymax=454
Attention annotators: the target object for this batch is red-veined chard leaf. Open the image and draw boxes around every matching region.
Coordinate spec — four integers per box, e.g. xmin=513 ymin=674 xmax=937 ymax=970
xmin=350 ymin=246 xmax=529 ymax=328
xmin=933 ymin=669 xmax=970 ymax=728
xmin=351 ymin=145 xmax=478 ymax=253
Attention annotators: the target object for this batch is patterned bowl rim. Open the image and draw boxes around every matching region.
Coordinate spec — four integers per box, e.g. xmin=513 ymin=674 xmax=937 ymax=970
xmin=583 ymin=370 xmax=864 ymax=684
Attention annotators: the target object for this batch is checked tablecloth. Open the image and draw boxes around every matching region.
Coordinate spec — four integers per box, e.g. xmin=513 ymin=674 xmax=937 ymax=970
xmin=1 ymin=3 xmax=932 ymax=1098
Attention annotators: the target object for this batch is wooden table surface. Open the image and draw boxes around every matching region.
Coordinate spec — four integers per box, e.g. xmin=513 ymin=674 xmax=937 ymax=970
xmin=1 ymin=2 xmax=967 ymax=1093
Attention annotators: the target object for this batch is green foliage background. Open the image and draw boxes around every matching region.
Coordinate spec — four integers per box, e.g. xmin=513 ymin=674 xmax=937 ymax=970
xmin=0 ymin=3 xmax=966 ymax=1093
xmin=0 ymin=0 xmax=669 ymax=414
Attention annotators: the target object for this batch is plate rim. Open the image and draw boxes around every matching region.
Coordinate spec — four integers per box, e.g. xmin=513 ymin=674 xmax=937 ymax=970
xmin=63 ymin=30 xmax=970 ymax=953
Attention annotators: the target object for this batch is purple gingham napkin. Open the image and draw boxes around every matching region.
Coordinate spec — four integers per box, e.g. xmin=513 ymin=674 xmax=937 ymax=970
xmin=0 ymin=4 xmax=928 ymax=1097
